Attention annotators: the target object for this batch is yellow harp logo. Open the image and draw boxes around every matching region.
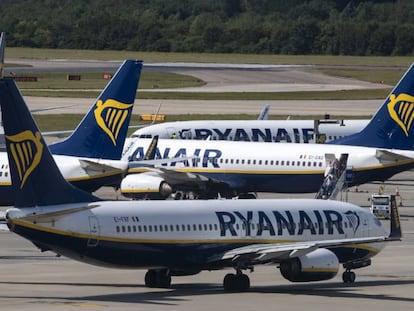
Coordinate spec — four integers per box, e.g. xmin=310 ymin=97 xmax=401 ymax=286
xmin=6 ymin=130 xmax=43 ymax=189
xmin=387 ymin=93 xmax=414 ymax=136
xmin=94 ymin=99 xmax=133 ymax=146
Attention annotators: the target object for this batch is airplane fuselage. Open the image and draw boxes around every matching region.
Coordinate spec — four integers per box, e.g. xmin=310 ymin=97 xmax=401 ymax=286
xmin=124 ymin=138 xmax=414 ymax=194
xmin=129 ymin=119 xmax=367 ymax=143
xmin=6 ymin=199 xmax=386 ymax=270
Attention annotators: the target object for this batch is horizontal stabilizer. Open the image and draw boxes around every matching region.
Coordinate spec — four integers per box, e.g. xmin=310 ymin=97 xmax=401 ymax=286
xmin=79 ymin=159 xmax=124 ymax=174
xmin=21 ymin=204 xmax=99 ymax=222
xmin=375 ymin=150 xmax=414 ymax=162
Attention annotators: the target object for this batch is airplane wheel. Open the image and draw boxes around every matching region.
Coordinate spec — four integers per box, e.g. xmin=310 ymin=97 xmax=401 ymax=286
xmin=145 ymin=269 xmax=171 ymax=288
xmin=223 ymin=273 xmax=250 ymax=291
xmin=223 ymin=273 xmax=236 ymax=291
xmin=238 ymin=274 xmax=250 ymax=291
xmin=145 ymin=270 xmax=157 ymax=287
xmin=342 ymin=271 xmax=356 ymax=283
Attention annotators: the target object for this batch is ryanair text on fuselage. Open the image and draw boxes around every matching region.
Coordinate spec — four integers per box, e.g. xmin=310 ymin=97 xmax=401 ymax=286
xmin=216 ymin=209 xmax=360 ymax=237
xmin=180 ymin=127 xmax=315 ymax=143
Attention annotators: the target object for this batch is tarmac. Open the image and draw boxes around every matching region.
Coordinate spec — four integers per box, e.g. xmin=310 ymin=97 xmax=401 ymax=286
xmin=1 ymin=60 xmax=413 ymax=310
xmin=1 ymin=176 xmax=414 ymax=311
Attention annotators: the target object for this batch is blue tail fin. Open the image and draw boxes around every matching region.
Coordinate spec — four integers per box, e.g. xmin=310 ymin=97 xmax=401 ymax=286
xmin=49 ymin=59 xmax=143 ymax=160
xmin=0 ymin=77 xmax=99 ymax=207
xmin=330 ymin=64 xmax=414 ymax=150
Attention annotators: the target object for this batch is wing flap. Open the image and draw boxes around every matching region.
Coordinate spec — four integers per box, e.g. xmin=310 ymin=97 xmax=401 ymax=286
xmin=79 ymin=159 xmax=124 ymax=174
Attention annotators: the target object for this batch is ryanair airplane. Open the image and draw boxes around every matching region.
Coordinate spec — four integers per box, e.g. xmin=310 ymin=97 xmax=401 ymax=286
xmin=122 ymin=64 xmax=414 ymax=199
xmin=0 ymin=59 xmax=142 ymax=205
xmin=0 ymin=76 xmax=402 ymax=290
xmin=129 ymin=118 xmax=367 ymax=144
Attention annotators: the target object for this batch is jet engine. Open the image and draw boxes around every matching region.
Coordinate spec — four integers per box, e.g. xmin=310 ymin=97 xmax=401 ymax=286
xmin=120 ymin=173 xmax=173 ymax=199
xmin=279 ymin=248 xmax=339 ymax=282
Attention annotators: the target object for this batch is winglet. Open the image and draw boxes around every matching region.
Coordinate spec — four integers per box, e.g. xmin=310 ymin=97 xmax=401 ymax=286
xmin=49 ymin=59 xmax=143 ymax=160
xmin=388 ymin=194 xmax=402 ymax=240
xmin=0 ymin=77 xmax=100 ymax=207
xmin=257 ymin=104 xmax=270 ymax=120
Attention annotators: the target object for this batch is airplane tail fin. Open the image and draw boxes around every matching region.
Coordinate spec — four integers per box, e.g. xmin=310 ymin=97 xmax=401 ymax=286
xmin=49 ymin=59 xmax=143 ymax=160
xmin=0 ymin=77 xmax=100 ymax=207
xmin=330 ymin=64 xmax=414 ymax=150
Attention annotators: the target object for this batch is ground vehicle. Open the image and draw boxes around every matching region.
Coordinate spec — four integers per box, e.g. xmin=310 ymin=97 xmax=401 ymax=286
xmin=370 ymin=194 xmax=393 ymax=219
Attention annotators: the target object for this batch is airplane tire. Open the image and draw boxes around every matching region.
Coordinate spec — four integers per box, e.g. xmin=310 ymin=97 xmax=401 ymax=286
xmin=145 ymin=270 xmax=157 ymax=287
xmin=145 ymin=269 xmax=172 ymax=288
xmin=223 ymin=273 xmax=250 ymax=291
xmin=342 ymin=271 xmax=356 ymax=283
xmin=238 ymin=274 xmax=250 ymax=291
xmin=223 ymin=273 xmax=236 ymax=291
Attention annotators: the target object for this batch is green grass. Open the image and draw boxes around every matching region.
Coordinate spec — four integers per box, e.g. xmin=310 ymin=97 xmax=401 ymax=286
xmin=15 ymin=71 xmax=205 ymax=90
xmin=6 ymin=47 xmax=413 ymax=67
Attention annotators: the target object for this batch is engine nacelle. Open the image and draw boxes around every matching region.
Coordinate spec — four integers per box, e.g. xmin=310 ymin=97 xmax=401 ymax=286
xmin=120 ymin=173 xmax=173 ymax=199
xmin=280 ymin=248 xmax=339 ymax=282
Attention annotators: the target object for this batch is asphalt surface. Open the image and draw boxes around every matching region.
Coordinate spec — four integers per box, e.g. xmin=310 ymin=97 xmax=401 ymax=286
xmin=1 ymin=59 xmax=413 ymax=310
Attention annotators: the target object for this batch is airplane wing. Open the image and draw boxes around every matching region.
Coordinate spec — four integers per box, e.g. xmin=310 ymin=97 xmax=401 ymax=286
xmin=143 ymin=167 xmax=212 ymax=183
xmin=128 ymin=156 xmax=195 ymax=168
xmin=207 ymin=236 xmax=395 ymax=265
xmin=79 ymin=159 xmax=124 ymax=174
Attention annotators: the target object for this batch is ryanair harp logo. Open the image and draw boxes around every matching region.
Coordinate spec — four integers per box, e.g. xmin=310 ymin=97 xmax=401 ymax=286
xmin=94 ymin=99 xmax=133 ymax=146
xmin=387 ymin=93 xmax=414 ymax=136
xmin=6 ymin=130 xmax=43 ymax=189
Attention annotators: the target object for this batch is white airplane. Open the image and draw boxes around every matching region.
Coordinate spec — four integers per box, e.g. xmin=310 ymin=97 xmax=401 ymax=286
xmin=120 ymin=63 xmax=414 ymax=199
xmin=129 ymin=118 xmax=367 ymax=143
xmin=0 ymin=77 xmax=402 ymax=290
xmin=0 ymin=59 xmax=143 ymax=205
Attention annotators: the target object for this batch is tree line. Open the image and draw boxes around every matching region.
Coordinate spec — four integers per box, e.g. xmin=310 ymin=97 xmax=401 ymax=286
xmin=0 ymin=0 xmax=413 ymax=56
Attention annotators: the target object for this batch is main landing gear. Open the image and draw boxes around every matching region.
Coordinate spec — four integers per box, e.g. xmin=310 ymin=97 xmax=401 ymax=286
xmin=342 ymin=259 xmax=371 ymax=283
xmin=223 ymin=269 xmax=250 ymax=291
xmin=145 ymin=269 xmax=171 ymax=288
xmin=342 ymin=270 xmax=356 ymax=283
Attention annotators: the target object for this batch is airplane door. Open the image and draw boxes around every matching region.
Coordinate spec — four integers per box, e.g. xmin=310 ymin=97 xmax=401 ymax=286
xmin=87 ymin=216 xmax=100 ymax=247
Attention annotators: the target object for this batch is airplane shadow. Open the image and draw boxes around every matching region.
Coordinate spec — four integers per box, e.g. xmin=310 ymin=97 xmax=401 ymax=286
xmin=1 ymin=278 xmax=414 ymax=305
